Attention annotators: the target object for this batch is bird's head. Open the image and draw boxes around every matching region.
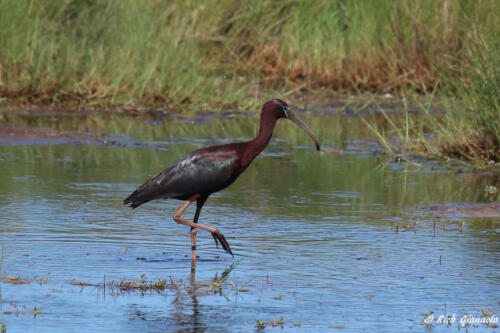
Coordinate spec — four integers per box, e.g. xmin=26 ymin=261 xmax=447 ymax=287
xmin=263 ymin=99 xmax=321 ymax=151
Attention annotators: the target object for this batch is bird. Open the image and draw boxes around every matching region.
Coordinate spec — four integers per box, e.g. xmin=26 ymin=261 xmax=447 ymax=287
xmin=124 ymin=99 xmax=320 ymax=262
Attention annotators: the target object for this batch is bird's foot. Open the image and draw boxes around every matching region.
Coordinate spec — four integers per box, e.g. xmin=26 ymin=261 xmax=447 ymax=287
xmin=211 ymin=230 xmax=233 ymax=257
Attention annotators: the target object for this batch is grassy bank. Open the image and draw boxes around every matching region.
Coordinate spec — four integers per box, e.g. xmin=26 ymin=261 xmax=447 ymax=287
xmin=0 ymin=0 xmax=499 ymax=161
xmin=1 ymin=0 xmax=498 ymax=108
xmin=366 ymin=32 xmax=500 ymax=163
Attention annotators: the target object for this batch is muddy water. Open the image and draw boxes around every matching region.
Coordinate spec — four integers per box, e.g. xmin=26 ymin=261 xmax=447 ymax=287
xmin=0 ymin=109 xmax=499 ymax=332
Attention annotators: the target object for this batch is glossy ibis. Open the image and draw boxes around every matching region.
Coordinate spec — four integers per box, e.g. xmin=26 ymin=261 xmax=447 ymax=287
xmin=124 ymin=99 xmax=320 ymax=262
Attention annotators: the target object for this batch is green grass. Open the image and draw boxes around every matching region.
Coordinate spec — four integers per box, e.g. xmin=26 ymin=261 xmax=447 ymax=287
xmin=0 ymin=0 xmax=499 ymax=162
xmin=444 ymin=34 xmax=500 ymax=162
xmin=364 ymin=32 xmax=500 ymax=163
xmin=0 ymin=1 xmax=497 ymax=107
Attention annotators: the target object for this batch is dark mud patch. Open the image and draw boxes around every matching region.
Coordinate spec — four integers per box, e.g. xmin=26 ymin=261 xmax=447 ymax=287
xmin=0 ymin=125 xmax=158 ymax=148
xmin=423 ymin=202 xmax=500 ymax=218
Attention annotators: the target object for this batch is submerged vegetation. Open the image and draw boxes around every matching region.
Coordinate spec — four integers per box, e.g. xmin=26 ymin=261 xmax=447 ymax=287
xmin=0 ymin=0 xmax=499 ymax=161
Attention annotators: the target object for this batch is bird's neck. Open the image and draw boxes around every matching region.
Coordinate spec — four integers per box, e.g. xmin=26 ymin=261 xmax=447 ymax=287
xmin=242 ymin=113 xmax=277 ymax=165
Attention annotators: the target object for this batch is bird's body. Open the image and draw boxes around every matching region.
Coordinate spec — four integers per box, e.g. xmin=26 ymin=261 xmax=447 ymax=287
xmin=124 ymin=99 xmax=320 ymax=261
xmin=125 ymin=144 xmax=243 ymax=206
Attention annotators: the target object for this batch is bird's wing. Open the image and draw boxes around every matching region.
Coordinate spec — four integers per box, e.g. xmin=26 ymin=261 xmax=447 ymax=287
xmin=154 ymin=149 xmax=240 ymax=197
xmin=124 ymin=147 xmax=240 ymax=208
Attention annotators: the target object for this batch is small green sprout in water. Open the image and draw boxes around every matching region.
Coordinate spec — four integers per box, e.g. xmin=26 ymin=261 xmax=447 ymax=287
xmin=38 ymin=277 xmax=49 ymax=285
xmin=267 ymin=318 xmax=286 ymax=328
xmin=256 ymin=318 xmax=287 ymax=329
xmin=293 ymin=322 xmax=302 ymax=327
xmin=273 ymin=295 xmax=282 ymax=300
xmin=480 ymin=308 xmax=492 ymax=316
xmin=423 ymin=310 xmax=433 ymax=328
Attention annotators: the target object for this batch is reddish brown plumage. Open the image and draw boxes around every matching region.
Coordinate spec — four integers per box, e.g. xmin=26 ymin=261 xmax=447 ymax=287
xmin=124 ymin=99 xmax=320 ymax=257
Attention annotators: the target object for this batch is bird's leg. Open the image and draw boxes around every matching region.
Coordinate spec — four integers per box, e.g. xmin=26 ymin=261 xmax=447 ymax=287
xmin=173 ymin=195 xmax=200 ymax=263
xmin=190 ymin=197 xmax=206 ymax=280
xmin=190 ymin=197 xmax=206 ymax=263
xmin=173 ymin=198 xmax=233 ymax=257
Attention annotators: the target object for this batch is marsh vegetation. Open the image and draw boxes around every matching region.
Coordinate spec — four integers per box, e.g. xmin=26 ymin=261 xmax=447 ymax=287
xmin=1 ymin=0 xmax=499 ymax=162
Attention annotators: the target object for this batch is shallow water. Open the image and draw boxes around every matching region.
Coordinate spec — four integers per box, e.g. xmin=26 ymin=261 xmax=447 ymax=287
xmin=0 ymin=109 xmax=499 ymax=332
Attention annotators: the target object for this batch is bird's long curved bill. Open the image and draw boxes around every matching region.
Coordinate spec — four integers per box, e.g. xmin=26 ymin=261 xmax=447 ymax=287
xmin=287 ymin=111 xmax=321 ymax=151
